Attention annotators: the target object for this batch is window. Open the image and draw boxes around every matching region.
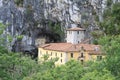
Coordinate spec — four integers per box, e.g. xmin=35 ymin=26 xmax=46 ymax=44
xmin=51 ymin=52 xmax=52 ymax=56
xmin=55 ymin=53 xmax=57 ymax=56
xmin=81 ymin=53 xmax=83 ymax=57
xmin=61 ymin=59 xmax=62 ymax=63
xmin=71 ymin=53 xmax=73 ymax=58
xmin=61 ymin=53 xmax=62 ymax=57
xmin=97 ymin=56 xmax=102 ymax=61
xmin=77 ymin=31 xmax=79 ymax=34
xmin=81 ymin=60 xmax=84 ymax=64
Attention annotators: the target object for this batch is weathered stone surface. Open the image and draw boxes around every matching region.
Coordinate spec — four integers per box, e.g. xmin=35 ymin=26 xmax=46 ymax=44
xmin=0 ymin=0 xmax=114 ymax=51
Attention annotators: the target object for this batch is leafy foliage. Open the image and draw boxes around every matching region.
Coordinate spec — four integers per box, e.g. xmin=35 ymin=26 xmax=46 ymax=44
xmin=0 ymin=23 xmax=6 ymax=46
xmin=23 ymin=60 xmax=116 ymax=80
xmin=23 ymin=60 xmax=84 ymax=80
xmin=99 ymin=2 xmax=120 ymax=35
xmin=107 ymin=0 xmax=113 ymax=7
xmin=81 ymin=69 xmax=115 ymax=80
xmin=48 ymin=21 xmax=64 ymax=42
xmin=16 ymin=35 xmax=23 ymax=41
xmin=0 ymin=23 xmax=39 ymax=80
xmin=0 ymin=51 xmax=40 ymax=80
xmin=14 ymin=0 xmax=24 ymax=7
xmin=1 ymin=1 xmax=120 ymax=80
xmin=0 ymin=23 xmax=6 ymax=35
xmin=98 ymin=35 xmax=120 ymax=78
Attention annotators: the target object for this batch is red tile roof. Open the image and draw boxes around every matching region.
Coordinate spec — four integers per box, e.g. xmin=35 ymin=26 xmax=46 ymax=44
xmin=66 ymin=27 xmax=85 ymax=31
xmin=39 ymin=43 xmax=101 ymax=54
xmin=40 ymin=43 xmax=72 ymax=52
xmin=76 ymin=44 xmax=100 ymax=51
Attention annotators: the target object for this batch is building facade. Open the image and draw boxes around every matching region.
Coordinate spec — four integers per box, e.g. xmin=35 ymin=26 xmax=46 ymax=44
xmin=38 ymin=27 xmax=104 ymax=65
xmin=38 ymin=43 xmax=104 ymax=65
xmin=66 ymin=27 xmax=85 ymax=44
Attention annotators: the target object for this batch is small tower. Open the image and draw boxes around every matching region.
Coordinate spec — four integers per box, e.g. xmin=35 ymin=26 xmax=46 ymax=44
xmin=66 ymin=27 xmax=85 ymax=44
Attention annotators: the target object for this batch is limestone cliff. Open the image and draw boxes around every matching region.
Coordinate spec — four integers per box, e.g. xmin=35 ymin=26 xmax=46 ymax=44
xmin=0 ymin=0 xmax=117 ymax=52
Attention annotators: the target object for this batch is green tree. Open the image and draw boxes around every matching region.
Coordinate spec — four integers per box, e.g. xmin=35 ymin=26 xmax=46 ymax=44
xmin=94 ymin=2 xmax=120 ymax=79
xmin=98 ymin=35 xmax=120 ymax=78
xmin=0 ymin=23 xmax=40 ymax=80
xmin=23 ymin=59 xmax=56 ymax=80
xmin=99 ymin=2 xmax=120 ymax=35
xmin=48 ymin=21 xmax=64 ymax=42
xmin=23 ymin=60 xmax=85 ymax=80
xmin=14 ymin=0 xmax=24 ymax=7
xmin=0 ymin=51 xmax=41 ymax=80
xmin=0 ymin=23 xmax=6 ymax=46
xmin=81 ymin=69 xmax=115 ymax=80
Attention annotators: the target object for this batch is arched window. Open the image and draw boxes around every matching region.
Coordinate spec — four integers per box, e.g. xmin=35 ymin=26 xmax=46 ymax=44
xmin=51 ymin=52 xmax=52 ymax=56
xmin=55 ymin=53 xmax=57 ymax=56
xmin=61 ymin=59 xmax=62 ymax=63
xmin=71 ymin=53 xmax=73 ymax=58
xmin=61 ymin=53 xmax=62 ymax=57
xmin=81 ymin=53 xmax=83 ymax=57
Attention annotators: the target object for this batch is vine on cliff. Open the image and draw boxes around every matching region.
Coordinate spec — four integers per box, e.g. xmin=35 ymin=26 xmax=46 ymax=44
xmin=14 ymin=0 xmax=24 ymax=7
xmin=48 ymin=21 xmax=64 ymax=42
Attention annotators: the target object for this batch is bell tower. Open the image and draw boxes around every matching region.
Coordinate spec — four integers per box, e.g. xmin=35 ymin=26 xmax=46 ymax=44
xmin=66 ymin=27 xmax=85 ymax=44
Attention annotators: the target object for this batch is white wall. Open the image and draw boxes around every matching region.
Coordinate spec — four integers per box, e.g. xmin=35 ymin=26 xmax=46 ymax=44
xmin=66 ymin=30 xmax=85 ymax=44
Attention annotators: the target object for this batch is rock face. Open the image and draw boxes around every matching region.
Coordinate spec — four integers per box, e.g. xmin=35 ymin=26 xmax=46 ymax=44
xmin=0 ymin=0 xmax=114 ymax=52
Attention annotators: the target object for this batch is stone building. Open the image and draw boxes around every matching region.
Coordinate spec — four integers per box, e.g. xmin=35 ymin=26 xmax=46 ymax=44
xmin=38 ymin=27 xmax=104 ymax=65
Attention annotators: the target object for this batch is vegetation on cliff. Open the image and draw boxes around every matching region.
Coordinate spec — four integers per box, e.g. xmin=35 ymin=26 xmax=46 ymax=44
xmin=0 ymin=1 xmax=120 ymax=80
xmin=0 ymin=25 xmax=119 ymax=80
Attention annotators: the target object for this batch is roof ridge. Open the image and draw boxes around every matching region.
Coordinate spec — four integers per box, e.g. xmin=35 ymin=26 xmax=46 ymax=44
xmin=66 ymin=27 xmax=85 ymax=31
xmin=41 ymin=44 xmax=50 ymax=48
